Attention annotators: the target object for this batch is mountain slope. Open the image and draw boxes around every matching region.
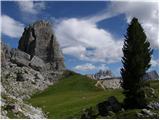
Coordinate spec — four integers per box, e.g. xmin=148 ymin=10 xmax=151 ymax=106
xmin=27 ymin=70 xmax=124 ymax=118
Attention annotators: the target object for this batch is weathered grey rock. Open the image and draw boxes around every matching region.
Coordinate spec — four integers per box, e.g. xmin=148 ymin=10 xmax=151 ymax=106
xmin=1 ymin=64 xmax=50 ymax=99
xmin=102 ymin=79 xmax=121 ymax=89
xmin=18 ymin=20 xmax=64 ymax=71
xmin=10 ymin=49 xmax=30 ymax=67
xmin=141 ymin=109 xmax=153 ymax=116
xmin=121 ymin=108 xmax=125 ymax=112
xmin=35 ymin=73 xmax=44 ymax=80
xmin=16 ymin=73 xmax=35 ymax=82
xmin=1 ymin=93 xmax=46 ymax=119
xmin=1 ymin=41 xmax=63 ymax=101
xmin=97 ymin=96 xmax=121 ymax=116
xmin=29 ymin=56 xmax=45 ymax=71
xmin=147 ymin=102 xmax=159 ymax=110
xmin=136 ymin=112 xmax=143 ymax=118
xmin=1 ymin=42 xmax=12 ymax=66
xmin=143 ymin=71 xmax=159 ymax=80
xmin=107 ymin=96 xmax=121 ymax=112
xmin=94 ymin=69 xmax=113 ymax=80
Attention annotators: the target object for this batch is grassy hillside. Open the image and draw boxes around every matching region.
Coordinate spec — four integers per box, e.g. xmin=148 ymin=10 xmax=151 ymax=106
xmin=27 ymin=71 xmax=124 ymax=118
xmin=27 ymin=70 xmax=158 ymax=119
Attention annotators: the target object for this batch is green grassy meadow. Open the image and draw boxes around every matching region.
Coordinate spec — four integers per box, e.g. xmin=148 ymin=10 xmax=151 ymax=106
xmin=27 ymin=71 xmax=158 ymax=119
xmin=27 ymin=71 xmax=124 ymax=118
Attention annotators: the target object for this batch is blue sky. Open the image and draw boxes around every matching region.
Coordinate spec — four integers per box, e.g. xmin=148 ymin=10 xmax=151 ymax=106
xmin=1 ymin=1 xmax=159 ymax=76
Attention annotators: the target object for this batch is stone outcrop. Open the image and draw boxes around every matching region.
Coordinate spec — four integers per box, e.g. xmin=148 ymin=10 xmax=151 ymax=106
xmin=1 ymin=93 xmax=46 ymax=119
xmin=1 ymin=20 xmax=65 ymax=98
xmin=10 ymin=48 xmax=31 ymax=67
xmin=1 ymin=20 xmax=65 ymax=119
xmin=136 ymin=108 xmax=158 ymax=118
xmin=29 ymin=56 xmax=45 ymax=71
xmin=18 ymin=20 xmax=64 ymax=71
xmin=97 ymin=96 xmax=121 ymax=116
xmin=102 ymin=79 xmax=121 ymax=89
xmin=1 ymin=42 xmax=11 ymax=66
xmin=143 ymin=71 xmax=159 ymax=80
xmin=87 ymin=70 xmax=113 ymax=80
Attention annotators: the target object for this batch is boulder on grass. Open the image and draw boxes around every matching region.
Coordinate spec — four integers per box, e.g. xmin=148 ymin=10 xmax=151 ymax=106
xmin=107 ymin=96 xmax=121 ymax=112
xmin=97 ymin=96 xmax=121 ymax=116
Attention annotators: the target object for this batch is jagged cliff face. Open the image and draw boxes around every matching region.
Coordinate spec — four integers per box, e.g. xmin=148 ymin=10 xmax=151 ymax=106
xmin=1 ymin=21 xmax=65 ymax=118
xmin=94 ymin=70 xmax=113 ymax=80
xmin=1 ymin=21 xmax=65 ymax=98
xmin=18 ymin=21 xmax=64 ymax=71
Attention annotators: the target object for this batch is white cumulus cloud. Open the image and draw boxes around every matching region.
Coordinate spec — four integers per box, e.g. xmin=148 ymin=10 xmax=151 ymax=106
xmin=74 ymin=63 xmax=96 ymax=71
xmin=98 ymin=64 xmax=109 ymax=71
xmin=1 ymin=15 xmax=24 ymax=38
xmin=87 ymin=1 xmax=159 ymax=48
xmin=16 ymin=1 xmax=45 ymax=14
xmin=55 ymin=1 xmax=158 ymax=64
xmin=151 ymin=59 xmax=159 ymax=67
xmin=55 ymin=18 xmax=123 ymax=63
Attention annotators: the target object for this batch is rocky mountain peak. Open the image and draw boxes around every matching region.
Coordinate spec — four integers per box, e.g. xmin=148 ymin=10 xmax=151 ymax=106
xmin=18 ymin=20 xmax=64 ymax=71
xmin=18 ymin=20 xmax=63 ymax=62
xmin=1 ymin=20 xmax=65 ymax=100
xmin=94 ymin=69 xmax=113 ymax=80
xmin=1 ymin=20 xmax=66 ymax=118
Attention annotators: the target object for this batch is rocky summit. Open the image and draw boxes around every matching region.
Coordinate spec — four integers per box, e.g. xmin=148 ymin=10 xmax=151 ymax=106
xmin=1 ymin=20 xmax=65 ymax=119
xmin=18 ymin=20 xmax=64 ymax=71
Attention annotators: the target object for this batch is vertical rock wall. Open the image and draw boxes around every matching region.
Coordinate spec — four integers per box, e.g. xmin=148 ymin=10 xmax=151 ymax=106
xmin=18 ymin=20 xmax=64 ymax=71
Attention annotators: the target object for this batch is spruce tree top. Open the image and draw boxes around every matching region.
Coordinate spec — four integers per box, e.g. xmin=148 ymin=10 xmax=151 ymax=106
xmin=121 ymin=17 xmax=152 ymax=89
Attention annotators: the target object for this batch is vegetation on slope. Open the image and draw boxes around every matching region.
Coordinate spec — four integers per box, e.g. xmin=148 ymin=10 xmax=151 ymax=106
xmin=27 ymin=70 xmax=124 ymax=118
xmin=27 ymin=70 xmax=158 ymax=119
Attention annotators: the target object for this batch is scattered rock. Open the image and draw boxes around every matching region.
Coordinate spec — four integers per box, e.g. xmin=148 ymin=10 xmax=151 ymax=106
xmin=147 ymin=102 xmax=159 ymax=110
xmin=141 ymin=109 xmax=153 ymax=116
xmin=81 ymin=107 xmax=97 ymax=119
xmin=35 ymin=73 xmax=44 ymax=80
xmin=1 ymin=93 xmax=46 ymax=119
xmin=121 ymin=108 xmax=125 ymax=112
xmin=1 ymin=110 xmax=8 ymax=119
xmin=16 ymin=73 xmax=34 ymax=82
xmin=97 ymin=96 xmax=121 ymax=116
xmin=29 ymin=56 xmax=45 ymax=71
xmin=136 ymin=112 xmax=143 ymax=118
xmin=150 ymin=88 xmax=155 ymax=95
xmin=107 ymin=96 xmax=121 ymax=112
xmin=108 ymin=111 xmax=115 ymax=116
xmin=1 ymin=42 xmax=11 ymax=66
xmin=136 ymin=108 xmax=158 ymax=119
xmin=10 ymin=49 xmax=30 ymax=67
xmin=5 ymin=104 xmax=15 ymax=110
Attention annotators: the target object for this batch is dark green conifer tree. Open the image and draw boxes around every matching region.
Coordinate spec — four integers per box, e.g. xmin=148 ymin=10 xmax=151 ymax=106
xmin=121 ymin=17 xmax=153 ymax=108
